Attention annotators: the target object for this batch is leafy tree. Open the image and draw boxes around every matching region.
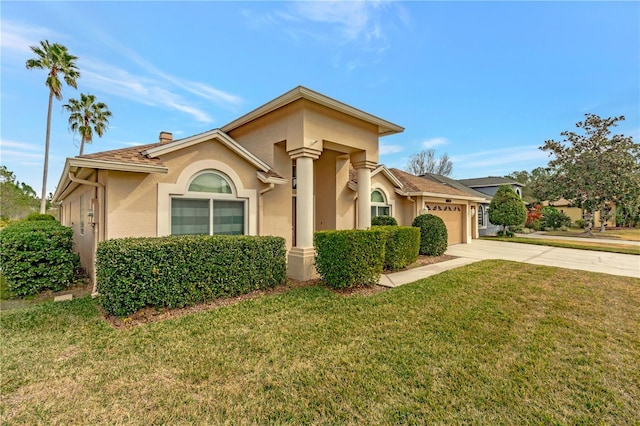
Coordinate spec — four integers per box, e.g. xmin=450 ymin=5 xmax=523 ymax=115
xmin=406 ymin=149 xmax=453 ymax=176
xmin=507 ymin=167 xmax=561 ymax=204
xmin=26 ymin=40 xmax=80 ymax=213
xmin=541 ymin=114 xmax=640 ymax=234
xmin=0 ymin=166 xmax=39 ymax=221
xmin=488 ymin=185 xmax=527 ymax=235
xmin=63 ymin=93 xmax=112 ymax=155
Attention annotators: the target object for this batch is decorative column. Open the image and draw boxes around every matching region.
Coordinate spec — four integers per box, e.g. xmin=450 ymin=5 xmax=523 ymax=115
xmin=353 ymin=160 xmax=377 ymax=229
xmin=288 ymin=148 xmax=321 ymax=281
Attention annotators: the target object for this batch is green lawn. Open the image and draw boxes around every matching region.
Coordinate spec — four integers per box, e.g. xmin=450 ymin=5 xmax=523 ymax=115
xmin=485 ymin=236 xmax=640 ymax=255
xmin=2 ymin=260 xmax=639 ymax=424
xmin=543 ymin=228 xmax=640 ymax=242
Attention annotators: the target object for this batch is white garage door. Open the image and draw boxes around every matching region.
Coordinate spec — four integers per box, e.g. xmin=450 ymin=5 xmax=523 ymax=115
xmin=426 ymin=203 xmax=463 ymax=245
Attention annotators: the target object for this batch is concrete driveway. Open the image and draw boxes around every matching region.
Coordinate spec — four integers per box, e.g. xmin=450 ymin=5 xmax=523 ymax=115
xmin=445 ymin=239 xmax=640 ymax=279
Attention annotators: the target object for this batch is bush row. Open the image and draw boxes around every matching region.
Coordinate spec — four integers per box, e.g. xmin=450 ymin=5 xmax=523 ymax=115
xmin=375 ymin=226 xmax=420 ymax=271
xmin=96 ymin=235 xmax=286 ymax=316
xmin=314 ymin=225 xmax=421 ymax=289
xmin=0 ymin=220 xmax=78 ymax=296
xmin=314 ymin=229 xmax=386 ymax=289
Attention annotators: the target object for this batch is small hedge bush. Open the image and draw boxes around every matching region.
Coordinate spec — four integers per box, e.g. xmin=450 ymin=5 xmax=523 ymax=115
xmin=541 ymin=207 xmax=571 ymax=230
xmin=25 ymin=213 xmax=56 ymax=221
xmin=374 ymin=226 xmax=420 ymax=270
xmin=314 ymin=229 xmax=386 ymax=289
xmin=371 ymin=215 xmax=398 ymax=226
xmin=412 ymin=214 xmax=448 ymax=256
xmin=96 ymin=235 xmax=286 ymax=317
xmin=0 ymin=220 xmax=78 ymax=296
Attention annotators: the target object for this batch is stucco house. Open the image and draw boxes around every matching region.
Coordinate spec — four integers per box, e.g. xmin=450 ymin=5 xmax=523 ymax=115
xmin=53 ymin=86 xmax=485 ymax=289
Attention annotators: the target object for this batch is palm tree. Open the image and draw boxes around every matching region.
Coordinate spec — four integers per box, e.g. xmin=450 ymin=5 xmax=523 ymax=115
xmin=26 ymin=40 xmax=80 ymax=213
xmin=63 ymin=93 xmax=112 ymax=156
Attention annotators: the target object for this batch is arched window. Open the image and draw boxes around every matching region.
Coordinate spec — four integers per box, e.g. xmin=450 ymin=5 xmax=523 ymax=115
xmin=371 ymin=189 xmax=391 ymax=218
xmin=478 ymin=204 xmax=487 ymax=229
xmin=171 ymin=171 xmax=245 ymax=236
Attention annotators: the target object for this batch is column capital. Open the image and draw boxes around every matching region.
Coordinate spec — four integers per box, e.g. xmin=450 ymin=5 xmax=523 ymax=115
xmin=288 ymin=147 xmax=321 ymax=160
xmin=351 ymin=160 xmax=378 ymax=170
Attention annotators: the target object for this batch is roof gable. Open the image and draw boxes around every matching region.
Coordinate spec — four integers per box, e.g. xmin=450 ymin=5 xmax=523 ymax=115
xmin=221 ymin=86 xmax=404 ymax=137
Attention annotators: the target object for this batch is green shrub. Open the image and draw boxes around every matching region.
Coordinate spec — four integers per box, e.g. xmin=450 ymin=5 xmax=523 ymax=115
xmin=371 ymin=215 xmax=398 ymax=226
xmin=541 ymin=207 xmax=571 ymax=230
xmin=0 ymin=221 xmax=78 ymax=296
xmin=375 ymin=226 xmax=420 ymax=270
xmin=96 ymin=235 xmax=286 ymax=317
xmin=488 ymin=185 xmax=527 ymax=234
xmin=25 ymin=213 xmax=56 ymax=221
xmin=574 ymin=219 xmax=586 ymax=229
xmin=412 ymin=214 xmax=448 ymax=256
xmin=314 ymin=229 xmax=386 ymax=289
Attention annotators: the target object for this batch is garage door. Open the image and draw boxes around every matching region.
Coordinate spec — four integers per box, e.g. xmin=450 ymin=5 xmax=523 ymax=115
xmin=426 ymin=203 xmax=463 ymax=245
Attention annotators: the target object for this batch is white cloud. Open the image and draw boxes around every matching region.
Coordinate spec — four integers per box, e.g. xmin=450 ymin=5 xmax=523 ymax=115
xmin=245 ymin=1 xmax=409 ymax=71
xmin=422 ymin=137 xmax=449 ymax=149
xmin=452 ymin=145 xmax=550 ymax=169
xmin=0 ymin=20 xmax=64 ymax=54
xmin=0 ymin=139 xmax=40 ymax=151
xmin=379 ymin=142 xmax=403 ymax=155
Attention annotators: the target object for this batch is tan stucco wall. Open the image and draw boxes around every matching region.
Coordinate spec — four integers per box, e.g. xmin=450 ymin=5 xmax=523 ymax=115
xmin=105 ymin=139 xmax=266 ymax=240
xmin=60 ymin=184 xmax=96 ymax=277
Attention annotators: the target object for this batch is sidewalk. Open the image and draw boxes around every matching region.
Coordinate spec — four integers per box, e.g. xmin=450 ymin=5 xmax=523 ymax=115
xmin=379 ymin=257 xmax=478 ymax=288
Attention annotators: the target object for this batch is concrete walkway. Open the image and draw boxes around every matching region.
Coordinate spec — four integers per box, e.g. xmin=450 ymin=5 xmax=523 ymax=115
xmin=379 ymin=239 xmax=640 ymax=288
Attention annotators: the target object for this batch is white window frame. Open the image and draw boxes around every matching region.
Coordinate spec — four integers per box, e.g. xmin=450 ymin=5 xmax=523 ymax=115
xmin=371 ymin=188 xmax=392 ymax=218
xmin=478 ymin=204 xmax=487 ymax=230
xmin=158 ymin=160 xmax=258 ymax=236
xmin=170 ymin=171 xmax=246 ymax=236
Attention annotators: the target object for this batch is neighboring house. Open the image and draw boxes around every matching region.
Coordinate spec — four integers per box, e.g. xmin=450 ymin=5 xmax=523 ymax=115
xmin=53 ymin=86 xmax=484 ymax=289
xmin=457 ymin=176 xmax=525 ymax=236
xmin=419 ymin=173 xmax=493 ymax=236
xmin=542 ymin=198 xmax=616 ymax=227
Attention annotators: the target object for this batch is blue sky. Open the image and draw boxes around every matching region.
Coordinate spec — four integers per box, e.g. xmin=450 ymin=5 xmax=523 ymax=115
xmin=2 ymin=1 xmax=639 ymax=196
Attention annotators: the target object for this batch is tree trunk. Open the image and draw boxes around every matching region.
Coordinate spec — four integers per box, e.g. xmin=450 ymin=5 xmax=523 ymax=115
xmin=599 ymin=205 xmax=607 ymax=233
xmin=583 ymin=210 xmax=593 ymax=236
xmin=40 ymin=91 xmax=54 ymax=214
xmin=79 ymin=136 xmax=86 ymax=156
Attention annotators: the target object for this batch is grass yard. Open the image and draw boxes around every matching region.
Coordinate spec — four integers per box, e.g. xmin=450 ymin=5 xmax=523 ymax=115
xmin=543 ymin=228 xmax=640 ymax=242
xmin=486 ymin=236 xmax=640 ymax=255
xmin=1 ymin=260 xmax=639 ymax=424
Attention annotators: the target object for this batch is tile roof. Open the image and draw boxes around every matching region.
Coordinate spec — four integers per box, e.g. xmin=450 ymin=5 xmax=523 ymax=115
xmin=79 ymin=142 xmax=164 ymax=167
xmin=457 ymin=176 xmax=523 ymax=187
xmin=389 ymin=168 xmax=474 ymax=197
xmin=420 ymin=172 xmax=492 ymax=200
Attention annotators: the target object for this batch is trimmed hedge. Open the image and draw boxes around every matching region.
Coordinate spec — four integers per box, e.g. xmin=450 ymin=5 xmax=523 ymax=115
xmin=25 ymin=213 xmax=56 ymax=221
xmin=371 ymin=215 xmax=398 ymax=226
xmin=314 ymin=229 xmax=386 ymax=289
xmin=374 ymin=226 xmax=420 ymax=271
xmin=96 ymin=235 xmax=286 ymax=316
xmin=0 ymin=220 xmax=78 ymax=296
xmin=412 ymin=214 xmax=448 ymax=256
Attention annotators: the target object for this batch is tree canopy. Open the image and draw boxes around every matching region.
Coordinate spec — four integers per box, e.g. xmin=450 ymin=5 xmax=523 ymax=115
xmin=507 ymin=167 xmax=561 ymax=205
xmin=540 ymin=113 xmax=640 ymax=232
xmin=406 ymin=149 xmax=453 ymax=176
xmin=0 ymin=166 xmax=39 ymax=221
xmin=63 ymin=93 xmax=112 ymax=155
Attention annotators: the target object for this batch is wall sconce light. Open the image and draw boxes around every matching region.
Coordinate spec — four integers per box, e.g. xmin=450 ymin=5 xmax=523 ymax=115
xmin=87 ymin=209 xmax=95 ymax=227
xmin=420 ymin=204 xmax=430 ymax=215
xmin=470 ymin=205 xmax=476 ymax=217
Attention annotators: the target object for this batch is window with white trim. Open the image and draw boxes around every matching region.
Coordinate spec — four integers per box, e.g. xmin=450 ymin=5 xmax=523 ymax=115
xmin=478 ymin=204 xmax=487 ymax=229
xmin=171 ymin=171 xmax=245 ymax=236
xmin=371 ymin=189 xmax=391 ymax=218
